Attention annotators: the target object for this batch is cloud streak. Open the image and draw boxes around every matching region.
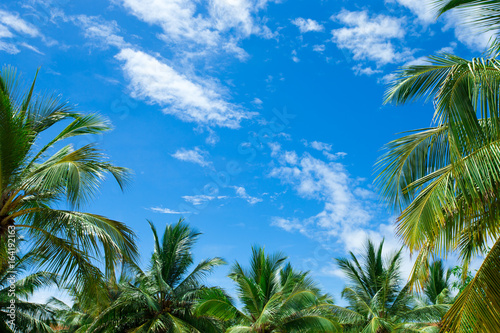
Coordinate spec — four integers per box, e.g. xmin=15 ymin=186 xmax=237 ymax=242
xmin=116 ymin=48 xmax=256 ymax=128
xmin=172 ymin=147 xmax=213 ymax=167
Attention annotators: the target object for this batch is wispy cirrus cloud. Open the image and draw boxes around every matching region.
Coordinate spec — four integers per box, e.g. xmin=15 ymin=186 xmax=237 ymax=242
xmin=182 ymin=194 xmax=228 ymax=206
xmin=150 ymin=207 xmax=190 ymax=214
xmin=301 ymin=139 xmax=347 ymax=161
xmin=171 ymin=147 xmax=213 ymax=167
xmin=0 ymin=9 xmax=42 ymax=54
xmin=116 ymin=48 xmax=256 ymax=128
xmin=232 ymin=186 xmax=263 ymax=205
xmin=73 ymin=15 xmax=129 ymax=49
xmin=269 ymin=143 xmax=381 ymax=252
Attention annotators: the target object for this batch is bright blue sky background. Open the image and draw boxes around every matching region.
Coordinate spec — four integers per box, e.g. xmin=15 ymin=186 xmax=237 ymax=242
xmin=1 ymin=0 xmax=490 ymax=303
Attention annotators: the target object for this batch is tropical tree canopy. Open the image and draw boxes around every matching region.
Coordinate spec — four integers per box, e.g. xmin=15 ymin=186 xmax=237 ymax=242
xmin=331 ymin=240 xmax=447 ymax=333
xmin=0 ymin=66 xmax=138 ymax=303
xmin=196 ymin=246 xmax=340 ymax=333
xmin=0 ymin=252 xmax=58 ymax=333
xmin=423 ymin=260 xmax=452 ymax=305
xmin=86 ymin=219 xmax=226 ymax=333
xmin=378 ymin=53 xmax=500 ymax=331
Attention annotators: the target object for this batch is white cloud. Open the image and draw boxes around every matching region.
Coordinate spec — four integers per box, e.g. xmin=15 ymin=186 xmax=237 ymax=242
xmin=352 ymin=64 xmax=382 ymax=76
xmin=116 ymin=48 xmax=255 ymax=128
xmin=444 ymin=11 xmax=495 ymax=51
xmin=73 ymin=15 xmax=129 ymax=49
xmin=267 ymin=145 xmax=420 ymax=279
xmin=120 ymin=0 xmax=275 ymax=58
xmin=386 ymin=0 xmax=493 ymax=51
xmin=252 ymin=97 xmax=263 ymax=105
xmin=182 ymin=194 xmax=225 ymax=205
xmin=323 ymin=151 xmax=347 ymax=161
xmin=0 ymin=9 xmax=42 ymax=54
xmin=385 ymin=0 xmax=435 ymax=23
xmin=269 ymin=145 xmax=380 ymax=251
xmin=0 ymin=10 xmax=40 ymax=37
xmin=303 ymin=140 xmax=332 ymax=152
xmin=0 ymin=24 xmax=14 ymax=39
xmin=302 ymin=140 xmax=346 ymax=160
xmin=150 ymin=207 xmax=190 ymax=214
xmin=313 ymin=44 xmax=325 ymax=52
xmin=232 ymin=186 xmax=263 ymax=204
xmin=271 ymin=217 xmax=305 ymax=232
xmin=0 ymin=40 xmax=19 ymax=54
xmin=172 ymin=147 xmax=212 ymax=167
xmin=292 ymin=18 xmax=324 ymax=33
xmin=331 ymin=10 xmax=413 ymax=65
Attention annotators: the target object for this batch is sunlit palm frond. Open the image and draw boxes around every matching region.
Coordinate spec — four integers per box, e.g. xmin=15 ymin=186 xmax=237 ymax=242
xmin=379 ymin=52 xmax=500 ymax=332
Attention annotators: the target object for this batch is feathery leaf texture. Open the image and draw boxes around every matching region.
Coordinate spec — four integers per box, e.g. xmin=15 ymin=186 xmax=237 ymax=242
xmin=378 ymin=53 xmax=500 ymax=331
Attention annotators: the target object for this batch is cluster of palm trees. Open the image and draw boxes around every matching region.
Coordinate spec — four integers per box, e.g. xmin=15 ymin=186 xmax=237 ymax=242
xmin=2 ymin=0 xmax=500 ymax=331
xmin=21 ymin=220 xmax=451 ymax=332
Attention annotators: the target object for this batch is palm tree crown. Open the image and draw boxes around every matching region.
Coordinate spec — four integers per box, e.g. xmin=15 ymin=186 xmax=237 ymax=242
xmin=196 ymin=246 xmax=340 ymax=333
xmin=332 ymin=240 xmax=447 ymax=332
xmin=87 ymin=219 xmax=225 ymax=332
xmin=378 ymin=53 xmax=500 ymax=332
xmin=0 ymin=66 xmax=138 ymax=303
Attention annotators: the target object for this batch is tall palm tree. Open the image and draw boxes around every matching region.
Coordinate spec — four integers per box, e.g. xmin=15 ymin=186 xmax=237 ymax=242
xmin=423 ymin=261 xmax=451 ymax=305
xmin=0 ymin=252 xmax=58 ymax=332
xmin=0 ymin=66 xmax=137 ymax=302
xmin=196 ymin=246 xmax=340 ymax=333
xmin=87 ymin=219 xmax=226 ymax=332
xmin=377 ymin=54 xmax=500 ymax=331
xmin=50 ymin=268 xmax=137 ymax=333
xmin=331 ymin=240 xmax=448 ymax=332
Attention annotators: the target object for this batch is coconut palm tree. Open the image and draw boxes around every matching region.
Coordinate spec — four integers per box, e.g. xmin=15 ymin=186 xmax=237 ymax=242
xmin=377 ymin=54 xmax=500 ymax=331
xmin=423 ymin=261 xmax=451 ymax=305
xmin=50 ymin=297 xmax=93 ymax=333
xmin=0 ymin=66 xmax=137 ymax=302
xmin=87 ymin=219 xmax=226 ymax=332
xmin=195 ymin=246 xmax=340 ymax=333
xmin=0 ymin=252 xmax=58 ymax=332
xmin=331 ymin=240 xmax=448 ymax=332
xmin=50 ymin=269 xmax=136 ymax=333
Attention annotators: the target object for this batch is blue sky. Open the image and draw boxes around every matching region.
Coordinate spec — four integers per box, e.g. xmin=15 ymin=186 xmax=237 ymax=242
xmin=1 ymin=0 xmax=490 ymax=303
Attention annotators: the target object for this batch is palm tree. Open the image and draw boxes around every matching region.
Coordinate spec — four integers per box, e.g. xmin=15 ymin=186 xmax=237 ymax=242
xmin=0 ymin=66 xmax=137 ymax=302
xmin=377 ymin=54 xmax=500 ymax=331
xmin=0 ymin=252 xmax=58 ymax=332
xmin=50 ymin=297 xmax=93 ymax=333
xmin=87 ymin=219 xmax=226 ymax=332
xmin=423 ymin=261 xmax=451 ymax=305
xmin=331 ymin=240 xmax=447 ymax=332
xmin=50 ymin=271 xmax=136 ymax=333
xmin=196 ymin=246 xmax=340 ymax=333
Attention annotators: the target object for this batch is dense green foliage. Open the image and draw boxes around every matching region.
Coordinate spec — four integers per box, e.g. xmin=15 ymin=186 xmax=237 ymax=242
xmin=85 ymin=220 xmax=226 ymax=333
xmin=6 ymin=2 xmax=500 ymax=326
xmin=331 ymin=240 xmax=448 ymax=332
xmin=196 ymin=247 xmax=340 ymax=332
xmin=0 ymin=66 xmax=137 ymax=307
